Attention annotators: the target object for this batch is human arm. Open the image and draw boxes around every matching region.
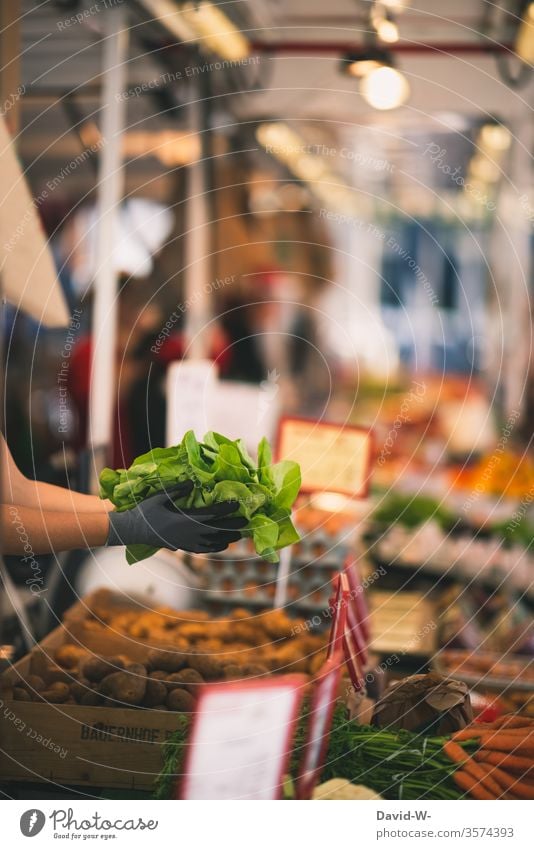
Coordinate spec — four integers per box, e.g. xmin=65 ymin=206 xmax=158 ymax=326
xmin=2 ymin=504 xmax=109 ymax=555
xmin=1 ymin=434 xmax=112 ymax=513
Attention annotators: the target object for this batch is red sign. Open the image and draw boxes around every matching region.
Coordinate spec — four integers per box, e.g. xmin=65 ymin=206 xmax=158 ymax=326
xmin=297 ymin=652 xmax=344 ymax=799
xmin=329 ymin=572 xmax=366 ymax=694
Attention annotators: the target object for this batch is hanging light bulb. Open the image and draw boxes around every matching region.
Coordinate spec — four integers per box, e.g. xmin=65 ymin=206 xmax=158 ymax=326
xmin=360 ymin=65 xmax=410 ymax=110
xmin=371 ymin=3 xmax=400 ymax=44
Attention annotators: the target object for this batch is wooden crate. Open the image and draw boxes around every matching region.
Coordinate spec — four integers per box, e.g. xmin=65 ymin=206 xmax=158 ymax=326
xmin=0 ymin=622 xmax=186 ymax=791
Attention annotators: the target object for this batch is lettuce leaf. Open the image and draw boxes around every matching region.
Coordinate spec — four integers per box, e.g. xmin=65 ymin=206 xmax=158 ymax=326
xmin=100 ymin=431 xmax=301 ymax=564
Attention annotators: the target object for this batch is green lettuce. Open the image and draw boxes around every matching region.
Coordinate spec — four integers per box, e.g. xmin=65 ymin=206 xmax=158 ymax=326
xmin=100 ymin=431 xmax=301 ymax=565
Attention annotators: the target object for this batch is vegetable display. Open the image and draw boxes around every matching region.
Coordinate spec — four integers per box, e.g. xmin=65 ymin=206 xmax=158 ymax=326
xmin=100 ymin=431 xmax=301 ymax=564
xmin=444 ymin=715 xmax=534 ymax=799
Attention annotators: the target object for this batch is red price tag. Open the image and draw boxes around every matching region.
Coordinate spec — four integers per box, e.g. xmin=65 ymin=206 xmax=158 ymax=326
xmin=178 ymin=675 xmax=307 ymax=800
xmin=297 ymin=652 xmax=344 ymax=799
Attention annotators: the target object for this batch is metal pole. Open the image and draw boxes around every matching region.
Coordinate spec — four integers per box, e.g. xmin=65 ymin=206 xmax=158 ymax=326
xmin=491 ymin=117 xmax=533 ymax=423
xmin=183 ymin=79 xmax=212 ymax=360
xmin=88 ymin=4 xmax=129 ymax=487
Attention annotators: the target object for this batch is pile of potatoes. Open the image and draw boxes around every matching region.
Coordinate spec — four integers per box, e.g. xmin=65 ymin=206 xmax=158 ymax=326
xmin=11 ymin=606 xmax=327 ymax=712
xmin=12 ymin=648 xmax=266 ymax=712
xmin=79 ymin=605 xmax=327 ymax=677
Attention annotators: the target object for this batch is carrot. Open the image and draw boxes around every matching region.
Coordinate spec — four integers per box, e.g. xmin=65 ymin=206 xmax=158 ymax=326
xmin=452 ymin=728 xmax=484 ymax=742
xmin=453 ymin=770 xmax=496 ymax=800
xmin=475 ymin=751 xmax=534 ymax=774
xmin=464 ymin=761 xmax=503 ymax=796
xmin=480 ymin=737 xmax=534 ymax=755
xmin=454 ymin=728 xmax=534 ymax=741
xmin=454 ymin=730 xmax=534 ymax=751
xmin=443 ymin=741 xmax=469 ymax=765
xmin=489 ymin=715 xmax=534 ymax=730
xmin=482 ymin=764 xmax=534 ymax=799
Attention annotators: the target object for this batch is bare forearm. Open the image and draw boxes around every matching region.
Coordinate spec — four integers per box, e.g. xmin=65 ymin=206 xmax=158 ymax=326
xmin=2 ymin=504 xmax=109 ymax=555
xmin=1 ymin=435 xmax=112 ymax=513
xmin=26 ymin=480 xmax=113 ymax=513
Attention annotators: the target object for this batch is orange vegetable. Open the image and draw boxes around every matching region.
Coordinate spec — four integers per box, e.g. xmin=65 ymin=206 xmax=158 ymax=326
xmin=453 ymin=770 xmax=496 ymax=800
xmin=482 ymin=764 xmax=534 ymax=799
xmin=443 ymin=741 xmax=468 ymax=765
xmin=475 ymin=751 xmax=534 ymax=775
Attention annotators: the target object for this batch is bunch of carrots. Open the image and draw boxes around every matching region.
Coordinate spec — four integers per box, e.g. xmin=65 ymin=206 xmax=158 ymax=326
xmin=443 ymin=714 xmax=534 ymax=799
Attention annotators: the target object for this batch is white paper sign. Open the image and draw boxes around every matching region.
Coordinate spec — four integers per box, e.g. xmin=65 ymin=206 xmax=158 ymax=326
xmin=166 ymin=368 xmax=280 ymax=453
xmin=180 ymin=676 xmax=306 ymax=800
xmin=165 ymin=359 xmax=217 ymax=445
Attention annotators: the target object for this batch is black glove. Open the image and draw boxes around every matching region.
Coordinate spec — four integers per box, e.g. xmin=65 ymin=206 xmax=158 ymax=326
xmin=106 ymin=481 xmax=246 ymax=553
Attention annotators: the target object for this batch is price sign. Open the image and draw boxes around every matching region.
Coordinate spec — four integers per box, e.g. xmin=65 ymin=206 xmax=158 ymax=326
xmin=277 ymin=417 xmax=372 ymax=497
xmin=297 ymin=652 xmax=344 ymax=800
xmin=179 ymin=675 xmax=306 ymax=800
xmin=165 ymin=360 xmax=215 ymax=445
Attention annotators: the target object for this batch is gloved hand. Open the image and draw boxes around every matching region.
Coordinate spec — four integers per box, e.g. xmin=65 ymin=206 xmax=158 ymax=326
xmin=106 ymin=481 xmax=246 ymax=553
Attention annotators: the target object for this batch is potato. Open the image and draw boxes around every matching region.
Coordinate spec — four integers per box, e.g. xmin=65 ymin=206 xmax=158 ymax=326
xmin=240 ymin=663 xmax=270 ymax=678
xmin=259 ymin=610 xmax=294 ymax=639
xmin=40 ymin=682 xmax=70 ymax=703
xmin=186 ymin=654 xmax=226 ymax=680
xmin=166 ymin=669 xmax=204 ymax=694
xmin=99 ymin=670 xmax=146 ymax=706
xmin=143 ymin=678 xmax=167 ymax=708
xmin=149 ymin=670 xmax=168 ymax=681
xmin=229 ymin=608 xmax=251 ymax=620
xmin=166 ymin=688 xmax=195 ymax=712
xmin=17 ymin=674 xmax=45 ymax=694
xmin=13 ymin=687 xmax=31 ymax=701
xmin=55 ymin=644 xmax=88 ymax=669
xmin=81 ymin=655 xmax=126 ymax=682
xmin=176 ymin=623 xmax=210 ymax=641
xmin=224 ymin=664 xmax=245 ymax=681
xmin=152 ymin=704 xmax=168 ymax=711
xmin=42 ymin=665 xmax=72 ymax=685
xmin=69 ymin=678 xmax=91 ymax=703
xmin=80 ymin=690 xmax=103 ymax=706
xmin=147 ymin=649 xmax=189 ymax=673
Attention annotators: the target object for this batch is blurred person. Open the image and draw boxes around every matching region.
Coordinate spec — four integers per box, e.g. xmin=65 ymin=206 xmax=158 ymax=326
xmin=220 ymin=270 xmax=320 ymax=410
xmin=67 ymin=277 xmax=163 ymax=468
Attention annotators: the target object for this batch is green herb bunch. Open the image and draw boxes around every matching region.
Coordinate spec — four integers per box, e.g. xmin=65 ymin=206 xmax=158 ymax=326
xmin=100 ymin=430 xmax=301 ymax=565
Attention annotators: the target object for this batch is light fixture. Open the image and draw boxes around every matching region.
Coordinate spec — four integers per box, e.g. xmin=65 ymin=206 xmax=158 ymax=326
xmin=340 ymin=47 xmax=390 ymax=78
xmin=371 ymin=4 xmax=399 ymax=44
xmin=341 ymin=47 xmax=409 ymax=110
xmin=516 ymin=2 xmax=534 ymax=64
xmin=381 ymin=0 xmax=410 ymax=10
xmin=139 ymin=0 xmax=195 ymax=42
xmin=180 ymin=1 xmax=250 ymax=61
xmin=139 ymin=0 xmax=250 ymax=61
xmin=360 ymin=65 xmax=410 ymax=110
xmin=478 ymin=122 xmax=512 ymax=153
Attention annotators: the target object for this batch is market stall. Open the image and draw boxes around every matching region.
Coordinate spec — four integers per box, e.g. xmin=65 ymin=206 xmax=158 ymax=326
xmin=1 ymin=0 xmax=534 ymax=816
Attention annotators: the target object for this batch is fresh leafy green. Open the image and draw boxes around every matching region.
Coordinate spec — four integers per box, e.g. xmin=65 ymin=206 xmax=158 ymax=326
xmin=100 ymin=430 xmax=301 ymax=564
xmin=373 ymin=492 xmax=456 ymax=531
